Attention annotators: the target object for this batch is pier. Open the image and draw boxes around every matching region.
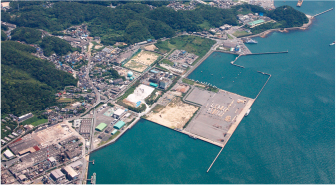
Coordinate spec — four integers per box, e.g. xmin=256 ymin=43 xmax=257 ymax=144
xmin=89 ymin=160 xmax=95 ymax=165
xmin=244 ymin=51 xmax=288 ymax=55
xmin=312 ymin=8 xmax=334 ymax=18
xmin=207 ymin=146 xmax=225 ymax=172
xmin=86 ymin=172 xmax=96 ymax=184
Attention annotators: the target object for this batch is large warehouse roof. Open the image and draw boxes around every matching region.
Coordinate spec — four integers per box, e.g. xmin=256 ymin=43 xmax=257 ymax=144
xmin=114 ymin=121 xmax=125 ymax=130
xmin=113 ymin=109 xmax=125 ymax=116
xmin=95 ymin=123 xmax=107 ymax=131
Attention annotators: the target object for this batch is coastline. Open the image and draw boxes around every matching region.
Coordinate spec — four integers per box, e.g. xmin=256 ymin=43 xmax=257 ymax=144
xmin=246 ymin=15 xmax=313 ymax=39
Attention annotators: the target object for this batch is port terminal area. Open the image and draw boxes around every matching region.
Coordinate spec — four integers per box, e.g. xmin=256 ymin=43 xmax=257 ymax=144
xmin=183 ymin=87 xmax=254 ymax=147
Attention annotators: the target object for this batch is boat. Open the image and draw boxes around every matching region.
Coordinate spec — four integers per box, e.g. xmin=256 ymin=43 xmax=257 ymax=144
xmin=330 ymin=41 xmax=335 ymax=46
xmin=297 ymin=0 xmax=303 ymax=7
xmin=244 ymin=38 xmax=258 ymax=44
xmin=189 ymin=135 xmax=197 ymax=139
xmin=245 ymin=108 xmax=251 ymax=116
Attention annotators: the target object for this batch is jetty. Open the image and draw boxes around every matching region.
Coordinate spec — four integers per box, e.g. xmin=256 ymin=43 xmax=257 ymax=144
xmin=312 ymin=8 xmax=334 ymax=18
xmin=244 ymin=51 xmax=288 ymax=55
xmin=89 ymin=160 xmax=95 ymax=165
xmin=86 ymin=172 xmax=96 ymax=184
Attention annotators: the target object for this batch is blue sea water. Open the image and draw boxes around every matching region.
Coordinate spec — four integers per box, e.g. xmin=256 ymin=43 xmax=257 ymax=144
xmin=88 ymin=1 xmax=335 ymax=183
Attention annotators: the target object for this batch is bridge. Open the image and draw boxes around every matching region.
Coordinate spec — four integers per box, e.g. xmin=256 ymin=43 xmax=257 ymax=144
xmin=312 ymin=8 xmax=334 ymax=18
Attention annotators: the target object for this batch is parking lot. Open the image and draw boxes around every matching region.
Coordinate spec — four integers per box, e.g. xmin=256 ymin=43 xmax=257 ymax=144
xmin=185 ymin=88 xmax=252 ymax=145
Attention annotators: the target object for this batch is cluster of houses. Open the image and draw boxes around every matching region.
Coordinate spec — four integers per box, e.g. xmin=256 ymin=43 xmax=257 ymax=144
xmin=166 ymin=1 xmax=198 ymax=11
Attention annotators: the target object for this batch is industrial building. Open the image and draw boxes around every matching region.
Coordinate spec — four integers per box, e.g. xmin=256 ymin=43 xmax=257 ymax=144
xmin=95 ymin=123 xmax=107 ymax=131
xmin=8 ymin=138 xmax=39 ymax=155
xmin=73 ymin=119 xmax=81 ymax=128
xmin=18 ymin=113 xmax=33 ymax=122
xmin=50 ymin=169 xmax=65 ymax=181
xmin=114 ymin=121 xmax=125 ymax=130
xmin=111 ymin=129 xmax=118 ymax=135
xmin=80 ymin=119 xmax=91 ymax=138
xmin=69 ymin=160 xmax=83 ymax=170
xmin=62 ymin=166 xmax=79 ymax=180
xmin=113 ymin=109 xmax=125 ymax=119
xmin=3 ymin=149 xmax=15 ymax=159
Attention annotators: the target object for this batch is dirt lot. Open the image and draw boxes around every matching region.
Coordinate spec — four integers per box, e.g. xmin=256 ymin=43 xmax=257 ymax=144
xmin=144 ymin=44 xmax=158 ymax=51
xmin=146 ymin=97 xmax=198 ymax=129
xmin=130 ymin=50 xmax=160 ymax=66
xmin=94 ymin=45 xmax=103 ymax=49
xmin=124 ymin=60 xmax=148 ymax=72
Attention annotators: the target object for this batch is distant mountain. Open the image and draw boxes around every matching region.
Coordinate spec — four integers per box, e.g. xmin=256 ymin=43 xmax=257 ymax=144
xmin=1 ymin=41 xmax=78 ymax=116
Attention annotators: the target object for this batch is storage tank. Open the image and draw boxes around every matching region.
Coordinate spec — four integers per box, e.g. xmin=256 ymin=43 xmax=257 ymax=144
xmin=127 ymin=71 xmax=133 ymax=77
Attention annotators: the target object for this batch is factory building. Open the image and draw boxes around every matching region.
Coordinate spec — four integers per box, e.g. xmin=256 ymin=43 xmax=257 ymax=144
xmin=73 ymin=119 xmax=81 ymax=128
xmin=113 ymin=109 xmax=125 ymax=119
xmin=114 ymin=121 xmax=125 ymax=130
xmin=62 ymin=166 xmax=79 ymax=180
xmin=159 ymin=80 xmax=169 ymax=89
xmin=50 ymin=169 xmax=65 ymax=182
xmin=69 ymin=160 xmax=83 ymax=170
xmin=18 ymin=113 xmax=33 ymax=122
xmin=95 ymin=123 xmax=107 ymax=132
xmin=3 ymin=149 xmax=15 ymax=159
xmin=111 ymin=129 xmax=118 ymax=135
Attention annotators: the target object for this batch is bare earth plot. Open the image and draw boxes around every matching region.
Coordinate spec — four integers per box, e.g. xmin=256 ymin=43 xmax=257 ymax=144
xmin=146 ymin=97 xmax=198 ymax=129
xmin=124 ymin=50 xmax=160 ymax=72
xmin=144 ymin=44 xmax=158 ymax=51
xmin=184 ymin=88 xmax=253 ymax=146
xmin=124 ymin=60 xmax=148 ymax=72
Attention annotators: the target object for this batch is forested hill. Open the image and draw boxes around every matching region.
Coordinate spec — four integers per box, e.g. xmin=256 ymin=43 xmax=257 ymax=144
xmin=1 ymin=2 xmax=239 ymax=45
xmin=2 ymin=2 xmax=308 ymax=45
xmin=1 ymin=41 xmax=78 ymax=116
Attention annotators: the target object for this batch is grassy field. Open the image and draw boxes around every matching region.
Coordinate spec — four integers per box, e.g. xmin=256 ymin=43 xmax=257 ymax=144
xmin=155 ymin=35 xmax=216 ymax=63
xmin=31 ymin=119 xmax=48 ymax=126
xmin=161 ymin=59 xmax=174 ymax=66
xmin=58 ymin=97 xmax=73 ymax=103
xmin=21 ymin=116 xmax=39 ymax=125
xmin=232 ymin=30 xmax=252 ymax=37
xmin=227 ymin=34 xmax=234 ymax=40
xmin=21 ymin=116 xmax=47 ymax=126
xmin=182 ymin=78 xmax=195 ymax=85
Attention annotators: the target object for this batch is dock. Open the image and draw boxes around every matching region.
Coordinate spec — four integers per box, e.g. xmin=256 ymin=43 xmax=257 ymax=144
xmin=312 ymin=8 xmax=334 ymax=18
xmin=89 ymin=160 xmax=95 ymax=165
xmin=244 ymin=51 xmax=288 ymax=55
xmin=86 ymin=172 xmax=96 ymax=184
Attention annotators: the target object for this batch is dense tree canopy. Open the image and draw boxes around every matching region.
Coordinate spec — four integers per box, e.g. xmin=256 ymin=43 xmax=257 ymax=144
xmin=267 ymin=5 xmax=308 ymax=28
xmin=1 ymin=41 xmax=78 ymax=115
xmin=41 ymin=36 xmax=80 ymax=56
xmin=1 ymin=2 xmax=240 ymax=45
xmin=11 ymin=27 xmax=42 ymax=44
xmin=1 ymin=30 xmax=6 ymax=41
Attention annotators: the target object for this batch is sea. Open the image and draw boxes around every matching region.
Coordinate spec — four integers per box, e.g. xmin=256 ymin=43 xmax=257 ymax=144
xmin=88 ymin=1 xmax=335 ymax=183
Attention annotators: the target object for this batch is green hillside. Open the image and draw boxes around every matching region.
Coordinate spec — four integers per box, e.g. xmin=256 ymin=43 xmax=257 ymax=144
xmin=1 ymin=41 xmax=78 ymax=116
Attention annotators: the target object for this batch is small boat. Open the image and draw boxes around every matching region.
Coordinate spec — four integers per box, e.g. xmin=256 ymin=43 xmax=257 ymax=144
xmin=245 ymin=108 xmax=251 ymax=116
xmin=330 ymin=41 xmax=335 ymax=46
